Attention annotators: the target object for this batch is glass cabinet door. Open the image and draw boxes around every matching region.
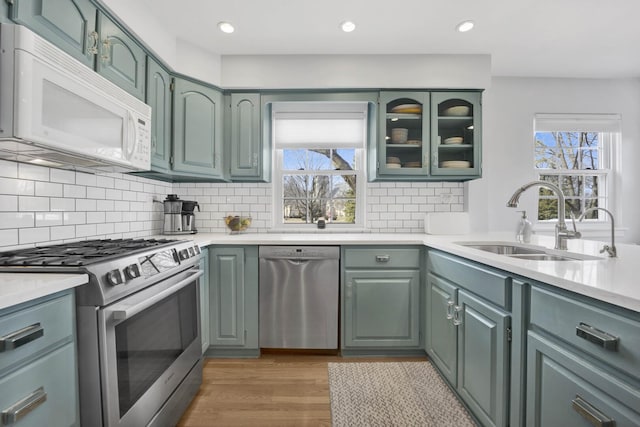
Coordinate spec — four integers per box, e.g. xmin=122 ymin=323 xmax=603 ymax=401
xmin=378 ymin=91 xmax=430 ymax=177
xmin=430 ymin=92 xmax=481 ymax=177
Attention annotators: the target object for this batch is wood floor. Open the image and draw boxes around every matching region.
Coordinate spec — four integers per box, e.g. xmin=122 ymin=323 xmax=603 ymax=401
xmin=176 ymin=353 xmax=427 ymax=427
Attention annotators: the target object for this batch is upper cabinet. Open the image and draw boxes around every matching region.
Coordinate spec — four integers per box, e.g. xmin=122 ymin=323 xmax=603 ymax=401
xmin=377 ymin=91 xmax=430 ymax=178
xmin=172 ymin=78 xmax=225 ymax=179
xmin=9 ymin=0 xmax=146 ymax=100
xmin=95 ymin=13 xmax=146 ymax=100
xmin=374 ymin=90 xmax=482 ymax=181
xmin=228 ymin=93 xmax=267 ymax=181
xmin=10 ymin=0 xmax=97 ymax=67
xmin=430 ymin=92 xmax=481 ymax=177
xmin=146 ymin=57 xmax=172 ymax=173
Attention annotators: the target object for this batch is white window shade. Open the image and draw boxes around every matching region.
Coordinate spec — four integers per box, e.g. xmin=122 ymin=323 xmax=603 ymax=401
xmin=273 ymin=102 xmax=368 ymax=149
xmin=535 ymin=113 xmax=621 ymax=133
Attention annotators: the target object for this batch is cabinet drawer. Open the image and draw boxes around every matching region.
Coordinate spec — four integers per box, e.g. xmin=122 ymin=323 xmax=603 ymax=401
xmin=0 ymin=293 xmax=74 ymax=372
xmin=343 ymin=247 xmax=421 ymax=269
xmin=427 ymin=250 xmax=511 ymax=308
xmin=0 ymin=343 xmax=79 ymax=427
xmin=527 ymin=332 xmax=640 ymax=427
xmin=530 ymin=286 xmax=640 ymax=379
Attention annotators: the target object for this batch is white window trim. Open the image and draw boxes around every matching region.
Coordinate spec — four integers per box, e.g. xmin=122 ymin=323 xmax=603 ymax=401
xmin=270 ymin=102 xmax=368 ymax=232
xmin=533 ymin=114 xmax=623 ymax=238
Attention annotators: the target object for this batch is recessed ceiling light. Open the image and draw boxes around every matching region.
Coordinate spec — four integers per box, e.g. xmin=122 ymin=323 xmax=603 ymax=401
xmin=456 ymin=20 xmax=475 ymax=33
xmin=341 ymin=21 xmax=356 ymax=33
xmin=218 ymin=22 xmax=235 ymax=34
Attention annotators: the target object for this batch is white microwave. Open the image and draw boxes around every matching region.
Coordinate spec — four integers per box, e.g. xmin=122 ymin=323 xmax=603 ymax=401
xmin=0 ymin=23 xmax=151 ymax=172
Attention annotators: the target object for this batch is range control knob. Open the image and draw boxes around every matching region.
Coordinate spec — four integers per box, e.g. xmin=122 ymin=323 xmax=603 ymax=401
xmin=106 ymin=269 xmax=124 ymax=286
xmin=179 ymin=249 xmax=190 ymax=260
xmin=193 ymin=246 xmax=201 ymax=255
xmin=124 ymin=264 xmax=141 ymax=280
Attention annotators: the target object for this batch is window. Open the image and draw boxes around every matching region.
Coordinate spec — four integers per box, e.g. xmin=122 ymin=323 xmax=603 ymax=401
xmin=272 ymin=102 xmax=368 ymax=229
xmin=534 ymin=114 xmax=621 ymax=222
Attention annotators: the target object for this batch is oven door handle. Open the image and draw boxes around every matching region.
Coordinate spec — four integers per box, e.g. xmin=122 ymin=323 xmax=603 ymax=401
xmin=110 ymin=269 xmax=203 ymax=321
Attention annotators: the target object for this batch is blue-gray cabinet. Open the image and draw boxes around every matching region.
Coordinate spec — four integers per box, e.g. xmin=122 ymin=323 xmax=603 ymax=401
xmin=10 ymin=0 xmax=97 ymax=67
xmin=430 ymin=91 xmax=482 ymax=177
xmin=172 ymin=78 xmax=225 ymax=179
xmin=207 ymin=246 xmax=259 ymax=357
xmin=526 ymin=284 xmax=640 ymax=426
xmin=199 ymin=247 xmax=209 ymax=355
xmin=95 ymin=12 xmax=146 ymax=100
xmin=229 ymin=93 xmax=266 ymax=181
xmin=341 ymin=247 xmax=422 ymax=352
xmin=9 ymin=1 xmax=146 ymax=100
xmin=426 ymin=250 xmax=511 ymax=427
xmin=146 ymin=57 xmax=172 ymax=173
xmin=0 ymin=291 xmax=79 ymax=426
xmin=374 ymin=90 xmax=482 ymax=181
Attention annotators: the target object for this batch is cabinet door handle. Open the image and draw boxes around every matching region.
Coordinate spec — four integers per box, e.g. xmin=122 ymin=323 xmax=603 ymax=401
xmin=87 ymin=31 xmax=99 ymax=55
xmin=576 ymin=323 xmax=619 ymax=351
xmin=571 ymin=395 xmax=615 ymax=427
xmin=453 ymin=306 xmax=463 ymax=326
xmin=101 ymin=38 xmax=111 ymax=63
xmin=0 ymin=323 xmax=44 ymax=353
xmin=446 ymin=300 xmax=455 ymax=320
xmin=1 ymin=387 xmax=47 ymax=425
xmin=375 ymin=255 xmax=390 ymax=262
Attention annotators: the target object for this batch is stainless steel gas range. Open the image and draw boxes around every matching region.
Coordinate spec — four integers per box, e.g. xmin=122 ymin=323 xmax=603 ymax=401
xmin=0 ymin=238 xmax=203 ymax=427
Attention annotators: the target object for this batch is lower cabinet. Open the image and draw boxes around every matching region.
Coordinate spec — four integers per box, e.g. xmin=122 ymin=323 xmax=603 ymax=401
xmin=426 ymin=250 xmax=511 ymax=427
xmin=526 ymin=284 xmax=640 ymax=427
xmin=341 ymin=246 xmax=423 ymax=354
xmin=207 ymin=246 xmax=259 ymax=357
xmin=527 ymin=332 xmax=640 ymax=427
xmin=0 ymin=291 xmax=79 ymax=427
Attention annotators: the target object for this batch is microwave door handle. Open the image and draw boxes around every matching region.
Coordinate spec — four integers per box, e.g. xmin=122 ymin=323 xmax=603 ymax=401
xmin=110 ymin=269 xmax=203 ymax=321
xmin=125 ymin=111 xmax=137 ymax=160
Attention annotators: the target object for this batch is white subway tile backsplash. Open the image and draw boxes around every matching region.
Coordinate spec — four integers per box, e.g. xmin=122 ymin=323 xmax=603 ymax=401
xmin=35 ymin=182 xmax=63 ymax=197
xmin=50 ymin=198 xmax=75 ymax=212
xmin=50 ymin=169 xmax=76 ymax=184
xmin=0 ymin=160 xmax=464 ymax=248
xmin=0 ymin=212 xmax=34 ymax=229
xmin=0 ymin=195 xmax=18 ymax=211
xmin=0 ymin=160 xmax=18 ymax=178
xmin=19 ymin=227 xmax=50 ymax=244
xmin=35 ymin=212 xmax=63 ymax=227
xmin=18 ymin=163 xmax=50 ymax=181
xmin=19 ymin=196 xmax=49 ymax=211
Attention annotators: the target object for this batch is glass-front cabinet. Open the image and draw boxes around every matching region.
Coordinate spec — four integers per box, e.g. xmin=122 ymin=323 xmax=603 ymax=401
xmin=375 ymin=90 xmax=482 ymax=181
xmin=378 ymin=91 xmax=430 ymax=177
xmin=430 ymin=92 xmax=481 ymax=177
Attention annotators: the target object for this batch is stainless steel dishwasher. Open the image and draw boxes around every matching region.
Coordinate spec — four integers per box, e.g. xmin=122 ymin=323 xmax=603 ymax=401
xmin=259 ymin=246 xmax=340 ymax=349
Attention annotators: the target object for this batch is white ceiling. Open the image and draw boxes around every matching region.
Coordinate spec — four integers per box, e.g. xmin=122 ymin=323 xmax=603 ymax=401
xmin=136 ymin=0 xmax=640 ymax=79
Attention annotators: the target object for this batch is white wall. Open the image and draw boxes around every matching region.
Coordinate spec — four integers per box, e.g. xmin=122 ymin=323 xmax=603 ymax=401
xmin=469 ymin=77 xmax=640 ymax=243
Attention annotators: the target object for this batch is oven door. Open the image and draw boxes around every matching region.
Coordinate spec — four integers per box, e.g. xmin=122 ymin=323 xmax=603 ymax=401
xmin=99 ymin=266 xmax=203 ymax=427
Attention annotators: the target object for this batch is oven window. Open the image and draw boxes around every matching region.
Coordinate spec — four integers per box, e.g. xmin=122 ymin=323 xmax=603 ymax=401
xmin=115 ymin=282 xmax=198 ymax=417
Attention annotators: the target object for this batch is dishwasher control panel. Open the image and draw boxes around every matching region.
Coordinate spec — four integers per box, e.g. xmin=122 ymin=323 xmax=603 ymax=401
xmin=258 ymin=246 xmax=340 ymax=260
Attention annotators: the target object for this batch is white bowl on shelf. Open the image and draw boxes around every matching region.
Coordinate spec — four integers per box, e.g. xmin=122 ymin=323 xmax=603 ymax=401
xmin=443 ymin=136 xmax=464 ymax=145
xmin=443 ymin=106 xmax=470 ymax=116
xmin=390 ymin=128 xmax=409 ymax=144
xmin=440 ymin=160 xmax=472 ymax=168
xmin=386 ymin=163 xmax=402 ymax=169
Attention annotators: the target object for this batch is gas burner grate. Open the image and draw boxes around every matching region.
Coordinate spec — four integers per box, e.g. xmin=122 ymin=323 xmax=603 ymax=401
xmin=0 ymin=238 xmax=179 ymax=266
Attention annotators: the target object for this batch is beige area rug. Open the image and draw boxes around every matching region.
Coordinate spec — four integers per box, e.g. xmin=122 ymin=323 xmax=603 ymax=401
xmin=328 ymin=361 xmax=477 ymax=426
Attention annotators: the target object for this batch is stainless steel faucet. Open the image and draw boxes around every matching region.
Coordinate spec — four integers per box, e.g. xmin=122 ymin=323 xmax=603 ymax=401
xmin=506 ymin=180 xmax=581 ymax=250
xmin=578 ymin=207 xmax=617 ymax=257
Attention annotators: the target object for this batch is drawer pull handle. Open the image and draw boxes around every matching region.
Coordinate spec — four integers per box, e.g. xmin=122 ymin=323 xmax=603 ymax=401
xmin=576 ymin=323 xmax=619 ymax=351
xmin=2 ymin=386 xmax=47 ymax=425
xmin=572 ymin=395 xmax=615 ymax=427
xmin=375 ymin=255 xmax=390 ymax=262
xmin=0 ymin=323 xmax=44 ymax=353
xmin=453 ymin=306 xmax=463 ymax=326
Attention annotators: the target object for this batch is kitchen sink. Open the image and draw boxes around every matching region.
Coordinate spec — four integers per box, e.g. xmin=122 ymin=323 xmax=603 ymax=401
xmin=456 ymin=241 xmax=602 ymax=261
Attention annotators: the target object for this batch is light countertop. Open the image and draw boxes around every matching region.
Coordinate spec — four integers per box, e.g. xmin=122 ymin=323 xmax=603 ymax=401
xmin=0 ymin=273 xmax=88 ymax=310
xmin=185 ymin=231 xmax=640 ymax=313
xmin=1 ymin=231 xmax=638 ymax=313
